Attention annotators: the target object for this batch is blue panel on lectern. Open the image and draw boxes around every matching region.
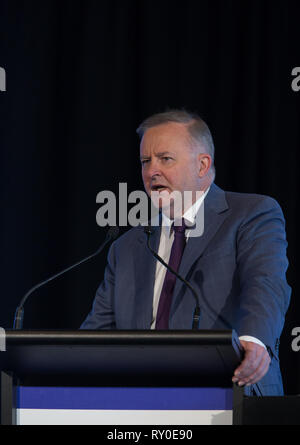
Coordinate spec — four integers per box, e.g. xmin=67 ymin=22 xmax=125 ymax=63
xmin=18 ymin=386 xmax=233 ymax=410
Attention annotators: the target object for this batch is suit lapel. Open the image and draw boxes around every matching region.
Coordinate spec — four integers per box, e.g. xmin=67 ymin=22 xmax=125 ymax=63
xmin=171 ymin=184 xmax=230 ymax=315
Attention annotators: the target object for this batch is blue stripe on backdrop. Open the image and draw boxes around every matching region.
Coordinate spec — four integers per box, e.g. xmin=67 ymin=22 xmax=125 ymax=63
xmin=18 ymin=387 xmax=233 ymax=411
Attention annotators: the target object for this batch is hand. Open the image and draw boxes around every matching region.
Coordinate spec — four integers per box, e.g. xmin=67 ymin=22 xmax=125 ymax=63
xmin=232 ymin=340 xmax=271 ymax=386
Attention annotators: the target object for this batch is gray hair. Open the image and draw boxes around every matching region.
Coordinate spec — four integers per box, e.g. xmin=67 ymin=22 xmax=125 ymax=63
xmin=136 ymin=109 xmax=215 ymax=178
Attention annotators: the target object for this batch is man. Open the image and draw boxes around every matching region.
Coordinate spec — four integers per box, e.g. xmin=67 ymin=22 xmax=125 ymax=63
xmin=81 ymin=110 xmax=291 ymax=396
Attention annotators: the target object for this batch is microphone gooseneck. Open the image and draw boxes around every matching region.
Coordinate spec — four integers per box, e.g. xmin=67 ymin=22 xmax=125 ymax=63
xmin=13 ymin=226 xmax=119 ymax=330
xmin=144 ymin=225 xmax=201 ymax=330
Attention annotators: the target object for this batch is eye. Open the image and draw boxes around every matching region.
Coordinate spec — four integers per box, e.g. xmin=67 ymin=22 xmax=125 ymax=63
xmin=141 ymin=159 xmax=150 ymax=166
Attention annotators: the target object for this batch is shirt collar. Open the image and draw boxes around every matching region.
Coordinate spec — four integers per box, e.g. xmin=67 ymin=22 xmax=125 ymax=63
xmin=183 ymin=187 xmax=210 ymax=226
xmin=161 ymin=187 xmax=210 ymax=237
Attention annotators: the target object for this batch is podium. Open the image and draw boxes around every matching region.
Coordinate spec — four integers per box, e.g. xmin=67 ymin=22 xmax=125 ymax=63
xmin=0 ymin=329 xmax=244 ymax=425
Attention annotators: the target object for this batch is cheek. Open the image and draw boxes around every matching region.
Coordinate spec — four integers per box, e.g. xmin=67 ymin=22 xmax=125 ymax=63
xmin=168 ymin=168 xmax=186 ymax=189
xmin=173 ymin=168 xmax=198 ymax=192
xmin=184 ymin=162 xmax=200 ymax=181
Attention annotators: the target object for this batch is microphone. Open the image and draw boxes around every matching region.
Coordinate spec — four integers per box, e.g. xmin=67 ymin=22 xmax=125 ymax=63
xmin=13 ymin=226 xmax=119 ymax=330
xmin=144 ymin=225 xmax=201 ymax=330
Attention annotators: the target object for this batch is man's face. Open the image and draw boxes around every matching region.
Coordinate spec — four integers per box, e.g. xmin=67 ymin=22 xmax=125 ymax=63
xmin=140 ymin=122 xmax=210 ymax=218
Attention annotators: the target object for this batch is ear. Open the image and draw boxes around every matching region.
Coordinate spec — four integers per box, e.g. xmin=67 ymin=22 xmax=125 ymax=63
xmin=198 ymin=153 xmax=212 ymax=177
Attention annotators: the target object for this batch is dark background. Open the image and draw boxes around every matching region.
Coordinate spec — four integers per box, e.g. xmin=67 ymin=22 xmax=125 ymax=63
xmin=0 ymin=0 xmax=299 ymax=394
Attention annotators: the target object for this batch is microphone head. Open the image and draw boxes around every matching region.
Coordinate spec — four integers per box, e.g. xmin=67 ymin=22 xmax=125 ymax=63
xmin=106 ymin=226 xmax=120 ymax=241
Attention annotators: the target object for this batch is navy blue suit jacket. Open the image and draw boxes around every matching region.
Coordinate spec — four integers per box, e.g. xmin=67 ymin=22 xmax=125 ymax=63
xmin=81 ymin=183 xmax=291 ymax=395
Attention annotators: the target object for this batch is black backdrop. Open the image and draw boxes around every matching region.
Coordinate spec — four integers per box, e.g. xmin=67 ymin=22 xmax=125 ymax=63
xmin=0 ymin=0 xmax=299 ymax=394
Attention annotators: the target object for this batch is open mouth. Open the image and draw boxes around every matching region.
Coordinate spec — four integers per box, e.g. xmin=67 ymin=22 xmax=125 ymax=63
xmin=150 ymin=185 xmax=168 ymax=192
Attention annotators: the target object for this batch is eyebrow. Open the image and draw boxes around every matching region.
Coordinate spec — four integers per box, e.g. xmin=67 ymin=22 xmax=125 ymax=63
xmin=140 ymin=151 xmax=176 ymax=160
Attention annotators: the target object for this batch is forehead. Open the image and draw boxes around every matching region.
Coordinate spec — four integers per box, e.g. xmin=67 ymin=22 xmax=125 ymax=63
xmin=140 ymin=122 xmax=192 ymax=155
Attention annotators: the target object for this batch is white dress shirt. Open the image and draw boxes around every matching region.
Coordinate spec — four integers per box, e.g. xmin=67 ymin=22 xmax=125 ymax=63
xmin=150 ymin=188 xmax=266 ymax=350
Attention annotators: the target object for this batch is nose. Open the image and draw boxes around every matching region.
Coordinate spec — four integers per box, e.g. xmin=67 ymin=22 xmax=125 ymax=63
xmin=143 ymin=159 xmax=162 ymax=180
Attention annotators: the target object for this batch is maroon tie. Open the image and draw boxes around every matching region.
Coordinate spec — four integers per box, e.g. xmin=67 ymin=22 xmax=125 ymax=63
xmin=155 ymin=220 xmax=186 ymax=329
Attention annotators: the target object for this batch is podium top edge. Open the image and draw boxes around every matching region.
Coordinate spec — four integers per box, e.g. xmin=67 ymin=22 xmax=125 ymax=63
xmin=2 ymin=329 xmax=239 ymax=347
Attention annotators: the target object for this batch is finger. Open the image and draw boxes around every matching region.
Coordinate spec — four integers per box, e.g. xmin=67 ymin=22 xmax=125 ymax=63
xmin=233 ymin=345 xmax=270 ymax=383
xmin=234 ymin=353 xmax=271 ymax=386
xmin=233 ymin=350 xmax=263 ymax=381
xmin=241 ymin=355 xmax=271 ymax=385
xmin=234 ymin=340 xmax=269 ymax=374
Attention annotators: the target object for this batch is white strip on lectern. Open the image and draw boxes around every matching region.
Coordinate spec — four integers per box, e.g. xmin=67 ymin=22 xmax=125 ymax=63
xmin=17 ymin=386 xmax=233 ymax=425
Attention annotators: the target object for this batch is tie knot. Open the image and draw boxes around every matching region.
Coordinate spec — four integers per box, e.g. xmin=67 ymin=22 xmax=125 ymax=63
xmin=173 ymin=219 xmax=186 ymax=234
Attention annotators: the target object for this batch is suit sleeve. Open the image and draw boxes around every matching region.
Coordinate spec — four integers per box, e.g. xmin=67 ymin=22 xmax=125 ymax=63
xmin=80 ymin=242 xmax=116 ymax=330
xmin=234 ymin=196 xmax=291 ymax=357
